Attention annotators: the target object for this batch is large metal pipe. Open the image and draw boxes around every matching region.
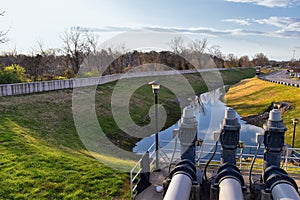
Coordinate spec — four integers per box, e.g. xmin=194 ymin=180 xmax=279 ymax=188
xmin=163 ymin=173 xmax=192 ymax=200
xmin=163 ymin=105 xmax=197 ymax=200
xmin=272 ymin=183 xmax=300 ymax=200
xmin=262 ymin=110 xmax=299 ymax=199
xmin=264 ymin=166 xmax=299 ymax=200
xmin=213 ymin=163 xmax=245 ymax=200
xmin=219 ymin=178 xmax=244 ymax=200
xmin=163 ymin=159 xmax=196 ymax=200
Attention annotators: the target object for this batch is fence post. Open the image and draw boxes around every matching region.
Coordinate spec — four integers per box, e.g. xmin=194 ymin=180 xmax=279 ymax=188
xmin=285 ymin=147 xmax=288 ymax=171
xmin=137 ymin=151 xmax=151 ymax=194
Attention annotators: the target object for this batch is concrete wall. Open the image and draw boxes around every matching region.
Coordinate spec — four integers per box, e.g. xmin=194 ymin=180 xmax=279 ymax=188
xmin=0 ymin=70 xmax=202 ymax=97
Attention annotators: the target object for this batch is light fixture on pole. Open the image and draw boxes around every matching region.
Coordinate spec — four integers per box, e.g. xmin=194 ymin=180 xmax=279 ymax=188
xmin=292 ymin=118 xmax=298 ymax=148
xmin=148 ymin=80 xmax=160 ymax=171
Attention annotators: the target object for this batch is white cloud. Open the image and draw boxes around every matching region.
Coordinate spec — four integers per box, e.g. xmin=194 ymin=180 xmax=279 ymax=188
xmin=84 ymin=25 xmax=257 ymax=37
xmin=255 ymin=16 xmax=300 ymax=31
xmin=222 ymin=19 xmax=252 ymax=26
xmin=81 ymin=25 xmax=269 ymax=40
xmin=222 ymin=16 xmax=300 ymax=38
xmin=225 ymin=0 xmax=300 ymax=7
xmin=80 ymin=19 xmax=300 ymax=39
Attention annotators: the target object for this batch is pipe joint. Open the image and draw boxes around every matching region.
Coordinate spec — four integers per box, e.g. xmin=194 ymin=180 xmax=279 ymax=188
xmin=168 ymin=159 xmax=197 ymax=182
xmin=263 ymin=166 xmax=298 ymax=193
xmin=213 ymin=163 xmax=246 ymax=191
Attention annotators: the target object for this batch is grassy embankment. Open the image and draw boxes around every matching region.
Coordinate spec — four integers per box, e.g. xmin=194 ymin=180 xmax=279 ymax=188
xmin=0 ymin=68 xmax=255 ymax=199
xmin=226 ymin=77 xmax=300 ymax=147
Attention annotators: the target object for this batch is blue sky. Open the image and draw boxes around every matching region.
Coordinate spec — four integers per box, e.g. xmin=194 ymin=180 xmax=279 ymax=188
xmin=1 ymin=0 xmax=300 ymax=60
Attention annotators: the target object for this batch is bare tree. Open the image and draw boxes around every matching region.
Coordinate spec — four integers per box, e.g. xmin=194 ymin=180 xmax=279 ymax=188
xmin=189 ymin=38 xmax=208 ymax=67
xmin=225 ymin=53 xmax=238 ymax=68
xmin=208 ymin=45 xmax=223 ymax=59
xmin=238 ymin=55 xmax=252 ymax=67
xmin=208 ymin=45 xmax=225 ymax=68
xmin=0 ymin=11 xmax=8 ymax=44
xmin=252 ymin=53 xmax=269 ymax=66
xmin=190 ymin=38 xmax=208 ymax=55
xmin=32 ymin=41 xmax=64 ymax=79
xmin=168 ymin=36 xmax=185 ymax=54
xmin=85 ymin=32 xmax=98 ymax=54
xmin=36 ymin=40 xmax=48 ymax=56
xmin=61 ymin=27 xmax=98 ymax=74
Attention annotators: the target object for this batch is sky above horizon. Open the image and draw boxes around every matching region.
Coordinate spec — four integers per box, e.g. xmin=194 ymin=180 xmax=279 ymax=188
xmin=1 ymin=0 xmax=300 ymax=61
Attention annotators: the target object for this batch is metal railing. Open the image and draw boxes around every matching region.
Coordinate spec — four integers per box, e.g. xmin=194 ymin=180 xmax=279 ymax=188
xmin=130 ymin=139 xmax=300 ymax=199
xmin=130 ymin=143 xmax=158 ymax=199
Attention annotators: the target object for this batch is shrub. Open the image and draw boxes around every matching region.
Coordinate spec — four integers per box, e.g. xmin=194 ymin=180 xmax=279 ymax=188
xmin=83 ymin=69 xmax=100 ymax=77
xmin=64 ymin=68 xmax=75 ymax=79
xmin=0 ymin=64 xmax=26 ymax=84
xmin=54 ymin=76 xmax=67 ymax=80
xmin=41 ymin=74 xmax=54 ymax=81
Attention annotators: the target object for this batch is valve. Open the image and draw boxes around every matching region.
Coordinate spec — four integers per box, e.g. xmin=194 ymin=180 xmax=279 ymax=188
xmin=219 ymin=108 xmax=241 ymax=165
xmin=263 ymin=109 xmax=287 ymax=170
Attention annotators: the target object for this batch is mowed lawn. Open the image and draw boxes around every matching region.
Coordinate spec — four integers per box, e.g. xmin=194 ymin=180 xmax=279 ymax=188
xmin=0 ymin=92 xmax=131 ymax=200
xmin=226 ymin=77 xmax=300 ymax=147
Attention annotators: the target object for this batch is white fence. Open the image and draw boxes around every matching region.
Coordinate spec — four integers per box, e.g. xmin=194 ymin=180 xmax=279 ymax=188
xmin=0 ymin=70 xmax=201 ymax=97
xmin=0 ymin=68 xmax=236 ymax=97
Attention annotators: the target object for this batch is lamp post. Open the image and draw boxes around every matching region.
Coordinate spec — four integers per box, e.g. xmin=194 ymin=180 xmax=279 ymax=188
xmin=148 ymin=80 xmax=160 ymax=171
xmin=292 ymin=118 xmax=299 ymax=148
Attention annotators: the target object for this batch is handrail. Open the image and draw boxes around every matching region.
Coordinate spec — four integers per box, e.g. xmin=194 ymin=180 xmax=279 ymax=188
xmin=130 ymin=142 xmax=156 ymax=199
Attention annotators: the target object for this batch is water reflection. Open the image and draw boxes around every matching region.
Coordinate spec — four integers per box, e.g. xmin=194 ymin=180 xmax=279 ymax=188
xmin=133 ymin=88 xmax=264 ymax=157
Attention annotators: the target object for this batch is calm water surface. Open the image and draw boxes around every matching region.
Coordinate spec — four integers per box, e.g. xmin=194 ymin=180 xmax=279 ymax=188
xmin=133 ymin=89 xmax=264 ymax=157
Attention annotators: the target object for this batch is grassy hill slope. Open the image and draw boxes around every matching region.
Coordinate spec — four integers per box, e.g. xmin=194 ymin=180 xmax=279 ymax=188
xmin=226 ymin=77 xmax=300 ymax=147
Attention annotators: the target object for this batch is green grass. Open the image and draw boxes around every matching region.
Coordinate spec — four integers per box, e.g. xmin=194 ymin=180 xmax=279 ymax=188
xmin=0 ymin=68 xmax=255 ymax=199
xmin=0 ymin=117 xmax=129 ymax=199
xmin=226 ymin=77 xmax=300 ymax=147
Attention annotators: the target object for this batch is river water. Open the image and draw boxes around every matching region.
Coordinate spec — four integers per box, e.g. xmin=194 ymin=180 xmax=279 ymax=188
xmin=133 ymin=89 xmax=264 ymax=157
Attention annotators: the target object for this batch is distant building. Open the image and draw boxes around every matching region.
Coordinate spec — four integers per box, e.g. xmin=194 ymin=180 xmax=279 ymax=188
xmin=289 ymin=67 xmax=300 ymax=78
xmin=255 ymin=66 xmax=261 ymax=76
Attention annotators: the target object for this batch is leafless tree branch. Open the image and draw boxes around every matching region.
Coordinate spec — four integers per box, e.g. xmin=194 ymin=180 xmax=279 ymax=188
xmin=168 ymin=36 xmax=185 ymax=54
xmin=61 ymin=27 xmax=98 ymax=74
xmin=0 ymin=11 xmax=8 ymax=44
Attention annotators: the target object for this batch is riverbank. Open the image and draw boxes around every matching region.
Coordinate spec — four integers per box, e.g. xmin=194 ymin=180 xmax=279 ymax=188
xmin=0 ymin=68 xmax=255 ymax=199
xmin=225 ymin=77 xmax=300 ymax=147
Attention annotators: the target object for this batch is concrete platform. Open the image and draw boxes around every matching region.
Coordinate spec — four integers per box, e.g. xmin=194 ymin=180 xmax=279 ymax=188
xmin=135 ymin=167 xmax=300 ymax=200
xmin=135 ymin=167 xmax=169 ymax=200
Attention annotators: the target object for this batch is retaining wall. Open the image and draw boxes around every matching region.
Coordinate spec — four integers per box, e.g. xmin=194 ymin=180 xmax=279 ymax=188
xmin=0 ymin=70 xmax=201 ymax=97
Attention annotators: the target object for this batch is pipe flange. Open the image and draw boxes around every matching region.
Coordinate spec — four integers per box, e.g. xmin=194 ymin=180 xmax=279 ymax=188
xmin=263 ymin=165 xmax=287 ymax=182
xmin=264 ymin=166 xmax=298 ymax=193
xmin=177 ymin=159 xmax=197 ymax=172
xmin=217 ymin=163 xmax=240 ymax=174
xmin=214 ymin=163 xmax=245 ymax=190
xmin=265 ymin=174 xmax=298 ymax=193
xmin=169 ymin=159 xmax=197 ymax=182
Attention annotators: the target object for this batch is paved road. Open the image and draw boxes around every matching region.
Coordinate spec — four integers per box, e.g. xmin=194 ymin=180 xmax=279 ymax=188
xmin=260 ymin=70 xmax=300 ymax=87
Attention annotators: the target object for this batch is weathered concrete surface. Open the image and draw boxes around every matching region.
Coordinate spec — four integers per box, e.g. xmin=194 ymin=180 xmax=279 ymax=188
xmin=135 ymin=168 xmax=169 ymax=200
